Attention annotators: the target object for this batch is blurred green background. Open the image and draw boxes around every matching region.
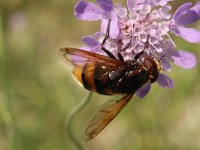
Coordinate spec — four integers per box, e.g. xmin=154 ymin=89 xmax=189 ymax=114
xmin=0 ymin=0 xmax=200 ymax=150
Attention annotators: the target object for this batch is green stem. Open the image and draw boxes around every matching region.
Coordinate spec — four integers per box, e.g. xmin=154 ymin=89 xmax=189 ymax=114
xmin=0 ymin=8 xmax=15 ymax=150
xmin=65 ymin=92 xmax=92 ymax=150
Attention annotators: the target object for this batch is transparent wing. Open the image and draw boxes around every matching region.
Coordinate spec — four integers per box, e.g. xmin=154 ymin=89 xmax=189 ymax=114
xmin=85 ymin=93 xmax=134 ymax=141
xmin=59 ymin=47 xmax=123 ymax=67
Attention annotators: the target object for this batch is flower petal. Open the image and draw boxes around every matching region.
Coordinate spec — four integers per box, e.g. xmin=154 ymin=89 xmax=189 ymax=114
xmin=82 ymin=36 xmax=99 ymax=47
xmin=159 ymin=0 xmax=173 ymax=7
xmin=173 ymin=2 xmax=200 ymax=25
xmin=127 ymin=0 xmax=145 ymax=8
xmin=101 ymin=18 xmax=119 ymax=39
xmin=93 ymin=32 xmax=103 ymax=38
xmin=161 ymin=58 xmax=172 ymax=71
xmin=136 ymin=83 xmax=151 ymax=98
xmin=170 ymin=50 xmax=196 ymax=69
xmin=75 ymin=0 xmax=104 ymax=21
xmin=157 ymin=73 xmax=174 ymax=88
xmin=173 ymin=26 xmax=200 ymax=43
xmin=115 ymin=4 xmax=128 ymax=18
xmin=191 ymin=2 xmax=200 ymax=17
xmin=97 ymin=0 xmax=113 ymax=12
xmin=172 ymin=2 xmax=193 ymax=20
xmin=173 ymin=10 xmax=199 ymax=25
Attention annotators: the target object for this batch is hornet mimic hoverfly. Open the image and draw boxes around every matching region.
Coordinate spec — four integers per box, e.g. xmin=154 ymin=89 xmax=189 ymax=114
xmin=60 ymin=19 xmax=161 ymax=141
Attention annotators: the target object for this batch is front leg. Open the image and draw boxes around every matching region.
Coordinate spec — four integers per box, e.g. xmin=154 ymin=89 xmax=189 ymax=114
xmin=101 ymin=19 xmax=116 ymax=59
xmin=134 ymin=51 xmax=145 ymax=60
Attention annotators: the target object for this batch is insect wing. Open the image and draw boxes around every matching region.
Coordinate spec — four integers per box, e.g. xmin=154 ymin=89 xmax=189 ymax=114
xmin=59 ymin=47 xmax=123 ymax=67
xmin=85 ymin=93 xmax=134 ymax=141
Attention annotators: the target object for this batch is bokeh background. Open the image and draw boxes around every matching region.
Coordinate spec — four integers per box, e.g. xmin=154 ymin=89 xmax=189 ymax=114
xmin=0 ymin=0 xmax=200 ymax=150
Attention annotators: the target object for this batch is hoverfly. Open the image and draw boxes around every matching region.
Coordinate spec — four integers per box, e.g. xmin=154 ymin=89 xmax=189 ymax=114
xmin=60 ymin=19 xmax=161 ymax=141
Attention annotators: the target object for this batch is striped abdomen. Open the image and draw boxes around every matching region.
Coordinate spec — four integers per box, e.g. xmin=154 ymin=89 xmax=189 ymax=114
xmin=73 ymin=62 xmax=117 ymax=95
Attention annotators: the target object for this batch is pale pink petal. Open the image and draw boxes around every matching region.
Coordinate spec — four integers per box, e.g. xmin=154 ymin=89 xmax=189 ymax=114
xmin=97 ymin=0 xmax=113 ymax=12
xmin=173 ymin=26 xmax=200 ymax=43
xmin=75 ymin=0 xmax=104 ymax=21
xmin=170 ymin=50 xmax=196 ymax=69
xmin=157 ymin=73 xmax=174 ymax=88
xmin=101 ymin=18 xmax=119 ymax=39
xmin=173 ymin=2 xmax=193 ymax=20
xmin=136 ymin=83 xmax=151 ymax=98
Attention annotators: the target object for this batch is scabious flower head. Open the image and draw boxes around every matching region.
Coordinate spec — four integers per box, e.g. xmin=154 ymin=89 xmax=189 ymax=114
xmin=74 ymin=0 xmax=200 ymax=97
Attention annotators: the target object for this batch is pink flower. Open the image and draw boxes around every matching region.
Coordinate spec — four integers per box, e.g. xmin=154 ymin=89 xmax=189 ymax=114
xmin=74 ymin=0 xmax=199 ymax=98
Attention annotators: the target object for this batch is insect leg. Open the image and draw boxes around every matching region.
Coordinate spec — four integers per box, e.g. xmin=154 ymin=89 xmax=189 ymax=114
xmin=117 ymin=41 xmax=132 ymax=61
xmin=101 ymin=18 xmax=111 ymax=47
xmin=117 ymin=53 xmax=124 ymax=62
xmin=100 ymin=19 xmax=116 ymax=59
xmin=101 ymin=47 xmax=116 ymax=59
xmin=134 ymin=51 xmax=145 ymax=60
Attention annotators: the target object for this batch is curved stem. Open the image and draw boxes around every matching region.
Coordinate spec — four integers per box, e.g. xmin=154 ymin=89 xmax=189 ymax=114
xmin=65 ymin=92 xmax=92 ymax=150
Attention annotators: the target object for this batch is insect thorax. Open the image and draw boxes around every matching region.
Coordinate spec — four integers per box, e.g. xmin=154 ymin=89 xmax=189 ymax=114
xmin=111 ymin=60 xmax=149 ymax=94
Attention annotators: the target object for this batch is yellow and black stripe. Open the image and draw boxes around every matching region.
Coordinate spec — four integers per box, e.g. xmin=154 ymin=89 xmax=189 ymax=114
xmin=72 ymin=62 xmax=114 ymax=95
xmin=73 ymin=63 xmax=96 ymax=92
